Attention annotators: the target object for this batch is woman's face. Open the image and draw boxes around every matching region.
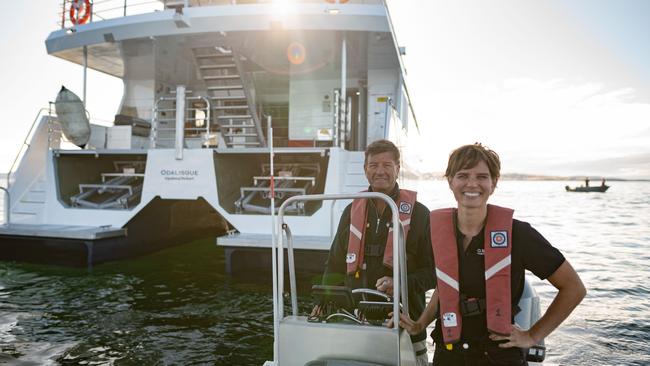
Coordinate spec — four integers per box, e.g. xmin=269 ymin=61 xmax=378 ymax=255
xmin=448 ymin=160 xmax=496 ymax=210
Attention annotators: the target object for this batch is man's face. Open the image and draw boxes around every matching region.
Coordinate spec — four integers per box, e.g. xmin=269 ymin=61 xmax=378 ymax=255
xmin=364 ymin=151 xmax=400 ymax=194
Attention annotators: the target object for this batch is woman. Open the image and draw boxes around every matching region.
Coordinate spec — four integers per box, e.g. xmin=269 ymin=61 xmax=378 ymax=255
xmin=397 ymin=143 xmax=586 ymax=365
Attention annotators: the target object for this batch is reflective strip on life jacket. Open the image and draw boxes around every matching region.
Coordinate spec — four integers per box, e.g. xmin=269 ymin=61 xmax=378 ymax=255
xmin=430 ymin=208 xmax=461 ymax=344
xmin=346 ymin=189 xmax=417 ymax=274
xmin=484 ymin=204 xmax=514 ymax=336
xmin=429 ymin=204 xmax=514 ymax=345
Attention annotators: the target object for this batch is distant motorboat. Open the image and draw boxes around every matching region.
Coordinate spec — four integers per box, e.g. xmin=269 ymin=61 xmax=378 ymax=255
xmin=565 ymin=185 xmax=610 ymax=192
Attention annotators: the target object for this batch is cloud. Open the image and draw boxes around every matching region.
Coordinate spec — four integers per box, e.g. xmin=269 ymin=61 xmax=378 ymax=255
xmin=392 ymin=0 xmax=650 ymax=179
xmin=546 ymin=153 xmax=650 ymax=179
xmin=406 ymin=78 xmax=650 ymax=178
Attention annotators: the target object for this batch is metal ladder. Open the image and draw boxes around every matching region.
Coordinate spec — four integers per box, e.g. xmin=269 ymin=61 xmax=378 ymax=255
xmin=192 ymin=46 xmax=266 ymax=147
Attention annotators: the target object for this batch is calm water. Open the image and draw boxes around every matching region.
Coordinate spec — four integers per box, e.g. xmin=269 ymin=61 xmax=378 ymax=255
xmin=1 ymin=180 xmax=650 ymax=365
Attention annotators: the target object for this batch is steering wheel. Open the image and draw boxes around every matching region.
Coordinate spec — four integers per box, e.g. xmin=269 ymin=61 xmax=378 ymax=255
xmin=351 ymin=288 xmax=401 ymax=323
xmin=309 ymin=286 xmax=397 ymax=324
xmin=352 ymin=288 xmax=392 ymax=302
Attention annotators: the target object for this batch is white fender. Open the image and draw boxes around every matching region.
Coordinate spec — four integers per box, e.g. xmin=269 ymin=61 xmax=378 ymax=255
xmin=54 ymin=86 xmax=90 ymax=148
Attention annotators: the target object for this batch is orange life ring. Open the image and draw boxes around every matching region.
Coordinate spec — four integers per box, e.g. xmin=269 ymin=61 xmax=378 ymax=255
xmin=326 ymin=0 xmax=349 ymax=3
xmin=69 ymin=0 xmax=92 ymax=25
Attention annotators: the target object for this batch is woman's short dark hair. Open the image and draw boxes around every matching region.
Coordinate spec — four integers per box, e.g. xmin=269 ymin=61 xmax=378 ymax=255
xmin=365 ymin=139 xmax=401 ymax=165
xmin=444 ymin=143 xmax=501 ymax=181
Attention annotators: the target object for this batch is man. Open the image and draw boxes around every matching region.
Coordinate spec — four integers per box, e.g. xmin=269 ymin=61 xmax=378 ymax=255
xmin=321 ymin=139 xmax=434 ymax=366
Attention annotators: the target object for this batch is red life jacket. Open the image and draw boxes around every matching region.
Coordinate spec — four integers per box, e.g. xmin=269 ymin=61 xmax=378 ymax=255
xmin=430 ymin=204 xmax=514 ymax=345
xmin=346 ymin=189 xmax=417 ymax=275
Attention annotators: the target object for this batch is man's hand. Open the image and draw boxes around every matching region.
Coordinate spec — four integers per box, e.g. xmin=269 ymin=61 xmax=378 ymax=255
xmin=375 ymin=276 xmax=394 ymax=296
xmin=310 ymin=305 xmax=322 ymax=318
xmin=489 ymin=324 xmax=537 ymax=348
xmin=386 ymin=312 xmax=424 ymax=336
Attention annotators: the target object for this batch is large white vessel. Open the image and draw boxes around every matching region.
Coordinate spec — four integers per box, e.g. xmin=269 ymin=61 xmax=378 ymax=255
xmin=0 ymin=0 xmax=417 ymax=269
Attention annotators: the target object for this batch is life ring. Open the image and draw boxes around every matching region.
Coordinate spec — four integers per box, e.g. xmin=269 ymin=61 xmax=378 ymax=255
xmin=69 ymin=0 xmax=92 ymax=25
xmin=326 ymin=0 xmax=349 ymax=3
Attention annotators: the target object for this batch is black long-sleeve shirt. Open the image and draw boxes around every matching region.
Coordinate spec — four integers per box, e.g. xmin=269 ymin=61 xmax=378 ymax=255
xmin=322 ymin=185 xmax=435 ymax=342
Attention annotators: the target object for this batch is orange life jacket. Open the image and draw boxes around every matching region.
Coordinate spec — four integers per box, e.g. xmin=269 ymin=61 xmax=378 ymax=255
xmin=346 ymin=189 xmax=417 ymax=275
xmin=430 ymin=204 xmax=514 ymax=345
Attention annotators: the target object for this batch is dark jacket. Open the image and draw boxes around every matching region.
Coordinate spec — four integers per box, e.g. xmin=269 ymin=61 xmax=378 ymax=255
xmin=323 ymin=184 xmax=435 ymax=342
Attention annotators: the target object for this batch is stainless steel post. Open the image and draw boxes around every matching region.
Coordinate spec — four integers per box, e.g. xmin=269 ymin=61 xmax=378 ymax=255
xmin=340 ymin=34 xmax=347 ymax=148
xmin=333 ymin=89 xmax=340 ymax=146
xmin=175 ymin=86 xmax=186 ymax=160
xmin=83 ymin=45 xmax=88 ymax=107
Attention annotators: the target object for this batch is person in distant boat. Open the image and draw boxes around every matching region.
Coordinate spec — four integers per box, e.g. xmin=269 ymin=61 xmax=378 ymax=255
xmin=585 ymin=177 xmax=590 ymax=187
xmin=395 ymin=143 xmax=586 ymax=366
xmin=601 ymin=178 xmax=606 ymax=187
xmin=320 ymin=139 xmax=434 ymax=366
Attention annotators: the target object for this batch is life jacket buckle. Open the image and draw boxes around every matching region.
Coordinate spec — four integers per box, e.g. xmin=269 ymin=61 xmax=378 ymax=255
xmin=460 ymin=295 xmax=486 ymax=317
xmin=364 ymin=243 xmax=383 ymax=257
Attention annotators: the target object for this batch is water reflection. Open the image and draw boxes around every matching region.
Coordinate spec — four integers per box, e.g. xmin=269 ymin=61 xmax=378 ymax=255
xmin=1 ymin=181 xmax=650 ymax=365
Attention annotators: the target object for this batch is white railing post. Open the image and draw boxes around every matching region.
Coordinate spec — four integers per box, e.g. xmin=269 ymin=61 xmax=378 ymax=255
xmin=333 ymin=89 xmax=340 ymax=147
xmin=340 ymin=34 xmax=347 ymax=148
xmin=0 ymin=187 xmax=9 ymax=225
xmin=175 ymin=86 xmax=186 ymax=160
xmin=151 ymin=97 xmax=162 ymax=149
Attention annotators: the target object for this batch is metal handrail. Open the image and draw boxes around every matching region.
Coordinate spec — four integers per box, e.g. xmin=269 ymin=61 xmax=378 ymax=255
xmin=275 ymin=192 xmax=408 ymax=322
xmin=232 ymin=50 xmax=266 ymax=147
xmin=151 ymin=94 xmax=211 ymax=148
xmin=0 ymin=187 xmax=9 ymax=225
xmin=60 ymin=0 xmax=384 ymax=28
xmin=7 ymin=107 xmax=53 ymax=190
xmin=274 ymin=192 xmax=408 ymax=366
xmin=59 ymin=0 xmax=165 ymax=29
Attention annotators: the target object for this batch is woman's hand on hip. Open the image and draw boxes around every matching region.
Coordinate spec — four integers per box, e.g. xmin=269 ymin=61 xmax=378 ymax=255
xmin=489 ymin=324 xmax=537 ymax=348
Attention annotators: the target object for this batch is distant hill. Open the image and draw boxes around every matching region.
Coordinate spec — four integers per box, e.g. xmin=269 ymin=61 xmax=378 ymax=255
xmin=401 ymin=167 xmax=649 ymax=182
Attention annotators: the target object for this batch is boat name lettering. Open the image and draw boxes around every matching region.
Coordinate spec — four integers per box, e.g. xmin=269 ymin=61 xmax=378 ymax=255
xmin=160 ymin=169 xmax=199 ymax=176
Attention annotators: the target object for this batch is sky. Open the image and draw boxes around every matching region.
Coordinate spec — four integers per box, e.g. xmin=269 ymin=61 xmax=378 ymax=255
xmin=0 ymin=0 xmax=649 ymax=178
xmin=387 ymin=0 xmax=650 ymax=179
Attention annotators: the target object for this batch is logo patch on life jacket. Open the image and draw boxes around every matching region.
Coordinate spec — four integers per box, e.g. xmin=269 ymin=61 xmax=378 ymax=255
xmin=346 ymin=253 xmax=357 ymax=263
xmin=398 ymin=201 xmax=412 ymax=214
xmin=442 ymin=312 xmax=458 ymax=327
xmin=490 ymin=230 xmax=508 ymax=248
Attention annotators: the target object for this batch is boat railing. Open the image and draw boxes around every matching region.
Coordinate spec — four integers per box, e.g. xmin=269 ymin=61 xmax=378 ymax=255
xmin=232 ymin=51 xmax=266 ymax=147
xmin=274 ymin=192 xmax=408 ymax=365
xmin=58 ymin=0 xmax=164 ymax=28
xmin=274 ymin=192 xmax=408 ymax=322
xmin=6 ymin=106 xmax=56 ymax=190
xmin=150 ymin=91 xmax=212 ymax=150
xmin=58 ymin=0 xmax=383 ymax=29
